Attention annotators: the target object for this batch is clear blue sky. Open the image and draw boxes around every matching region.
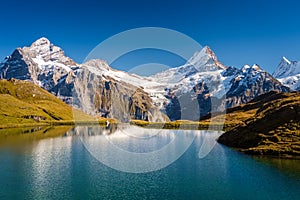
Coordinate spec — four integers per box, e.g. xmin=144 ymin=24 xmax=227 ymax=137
xmin=1 ymin=0 xmax=300 ymax=73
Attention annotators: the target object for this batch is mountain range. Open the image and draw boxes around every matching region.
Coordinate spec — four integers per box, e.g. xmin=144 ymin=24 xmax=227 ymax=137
xmin=0 ymin=37 xmax=298 ymax=122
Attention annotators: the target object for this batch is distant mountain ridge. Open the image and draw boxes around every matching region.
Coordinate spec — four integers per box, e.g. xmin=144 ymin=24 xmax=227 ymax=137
xmin=0 ymin=37 xmax=293 ymax=121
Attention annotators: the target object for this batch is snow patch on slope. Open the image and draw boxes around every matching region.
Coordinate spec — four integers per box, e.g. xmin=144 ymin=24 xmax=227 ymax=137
xmin=32 ymin=57 xmax=72 ymax=72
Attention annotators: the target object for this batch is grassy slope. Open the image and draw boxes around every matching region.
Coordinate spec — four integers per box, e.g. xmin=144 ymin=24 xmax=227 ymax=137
xmin=217 ymin=91 xmax=300 ymax=157
xmin=0 ymin=78 xmax=100 ymax=128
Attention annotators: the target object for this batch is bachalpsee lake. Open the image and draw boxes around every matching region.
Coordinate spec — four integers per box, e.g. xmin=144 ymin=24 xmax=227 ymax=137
xmin=0 ymin=125 xmax=300 ymax=200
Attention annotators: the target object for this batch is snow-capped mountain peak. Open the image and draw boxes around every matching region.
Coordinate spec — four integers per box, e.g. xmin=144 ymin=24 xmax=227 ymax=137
xmin=28 ymin=37 xmax=56 ymax=59
xmin=241 ymin=64 xmax=263 ymax=73
xmin=273 ymin=57 xmax=300 ymax=91
xmin=273 ymin=57 xmax=291 ymax=78
xmin=186 ymin=46 xmax=227 ymax=72
xmin=30 ymin=37 xmax=51 ymax=47
xmin=273 ymin=57 xmax=300 ymax=79
xmin=241 ymin=64 xmax=251 ymax=71
xmin=252 ymin=64 xmax=262 ymax=71
xmin=23 ymin=37 xmax=75 ymax=66
xmin=151 ymin=46 xmax=227 ymax=85
xmin=188 ymin=46 xmax=216 ymax=63
xmin=0 ymin=37 xmax=78 ymax=90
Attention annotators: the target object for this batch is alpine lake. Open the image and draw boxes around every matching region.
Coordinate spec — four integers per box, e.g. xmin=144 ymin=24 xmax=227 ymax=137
xmin=0 ymin=125 xmax=300 ymax=200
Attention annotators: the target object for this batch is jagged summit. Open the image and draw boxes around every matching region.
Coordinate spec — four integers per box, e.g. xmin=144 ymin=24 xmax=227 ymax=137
xmin=273 ymin=57 xmax=291 ymax=78
xmin=273 ymin=57 xmax=300 ymax=78
xmin=28 ymin=37 xmax=56 ymax=55
xmin=186 ymin=46 xmax=227 ymax=71
xmin=273 ymin=57 xmax=300 ymax=91
xmin=30 ymin=37 xmax=51 ymax=47
xmin=150 ymin=46 xmax=227 ymax=85
xmin=190 ymin=46 xmax=217 ymax=60
xmin=201 ymin=46 xmax=218 ymax=61
xmin=241 ymin=64 xmax=263 ymax=73
xmin=21 ymin=37 xmax=75 ymax=65
xmin=0 ymin=37 xmax=77 ymax=91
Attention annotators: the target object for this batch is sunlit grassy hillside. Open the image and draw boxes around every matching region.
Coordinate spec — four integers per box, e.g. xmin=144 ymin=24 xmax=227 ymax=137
xmin=0 ymin=78 xmax=96 ymax=128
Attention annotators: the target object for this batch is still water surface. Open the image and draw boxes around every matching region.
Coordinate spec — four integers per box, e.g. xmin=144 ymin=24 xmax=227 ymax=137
xmin=0 ymin=125 xmax=300 ymax=200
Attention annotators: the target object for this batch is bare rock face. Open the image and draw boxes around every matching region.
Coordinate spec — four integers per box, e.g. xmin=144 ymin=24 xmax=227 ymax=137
xmin=68 ymin=65 xmax=166 ymax=122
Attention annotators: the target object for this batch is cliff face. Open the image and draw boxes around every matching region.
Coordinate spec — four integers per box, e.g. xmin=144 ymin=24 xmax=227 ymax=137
xmin=68 ymin=66 xmax=166 ymax=122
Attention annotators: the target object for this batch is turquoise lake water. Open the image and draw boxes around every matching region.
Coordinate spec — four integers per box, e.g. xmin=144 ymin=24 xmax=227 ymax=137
xmin=0 ymin=125 xmax=300 ymax=200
